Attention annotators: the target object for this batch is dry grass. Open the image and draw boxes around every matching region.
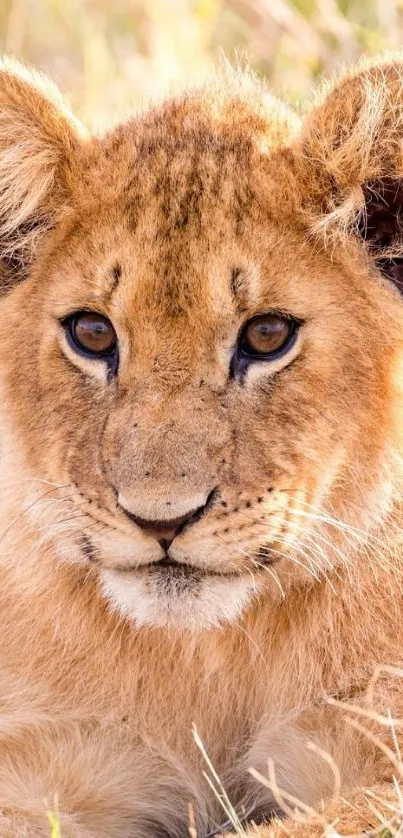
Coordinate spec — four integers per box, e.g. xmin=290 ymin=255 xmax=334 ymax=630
xmin=46 ymin=800 xmax=61 ymax=838
xmin=193 ymin=669 xmax=403 ymax=837
xmin=1 ymin=0 xmax=403 ymax=128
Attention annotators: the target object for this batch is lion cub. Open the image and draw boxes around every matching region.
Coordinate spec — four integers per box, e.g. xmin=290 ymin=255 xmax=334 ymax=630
xmin=0 ymin=56 xmax=402 ymax=837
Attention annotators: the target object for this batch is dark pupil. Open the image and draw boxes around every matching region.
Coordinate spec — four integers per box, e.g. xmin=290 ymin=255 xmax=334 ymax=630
xmin=257 ymin=323 xmax=279 ymax=337
xmin=245 ymin=316 xmax=289 ymax=354
xmin=75 ymin=316 xmax=114 ymax=353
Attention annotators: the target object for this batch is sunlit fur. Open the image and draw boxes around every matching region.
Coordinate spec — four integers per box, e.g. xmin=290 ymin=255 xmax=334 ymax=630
xmin=0 ymin=56 xmax=403 ymax=836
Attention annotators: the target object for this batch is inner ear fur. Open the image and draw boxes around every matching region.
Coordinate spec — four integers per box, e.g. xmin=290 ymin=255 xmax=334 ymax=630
xmin=358 ymin=178 xmax=403 ymax=292
xmin=296 ymin=58 xmax=403 ymax=292
xmin=0 ymin=60 xmax=84 ymax=290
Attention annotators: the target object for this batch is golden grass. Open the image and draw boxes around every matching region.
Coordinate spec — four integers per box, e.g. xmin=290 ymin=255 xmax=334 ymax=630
xmin=46 ymin=799 xmax=61 ymax=838
xmin=0 ymin=0 xmax=403 ymax=128
xmin=193 ymin=668 xmax=403 ymax=837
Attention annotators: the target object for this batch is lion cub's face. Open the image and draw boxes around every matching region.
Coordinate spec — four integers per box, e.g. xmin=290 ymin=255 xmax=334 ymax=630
xmin=0 ymin=67 xmax=402 ymax=629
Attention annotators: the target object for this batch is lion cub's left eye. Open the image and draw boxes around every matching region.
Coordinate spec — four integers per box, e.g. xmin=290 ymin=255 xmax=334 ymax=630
xmin=240 ymin=314 xmax=296 ymax=359
xmin=64 ymin=312 xmax=117 ymax=357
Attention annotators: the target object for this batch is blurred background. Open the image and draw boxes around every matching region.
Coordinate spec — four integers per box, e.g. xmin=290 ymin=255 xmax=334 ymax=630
xmin=0 ymin=0 xmax=402 ymax=129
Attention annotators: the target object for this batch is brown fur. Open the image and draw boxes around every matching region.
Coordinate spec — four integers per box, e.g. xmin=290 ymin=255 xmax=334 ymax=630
xmin=0 ymin=55 xmax=403 ymax=836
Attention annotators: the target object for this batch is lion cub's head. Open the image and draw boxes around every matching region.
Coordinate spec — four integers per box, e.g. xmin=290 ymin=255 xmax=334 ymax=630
xmin=0 ymin=59 xmax=402 ymax=629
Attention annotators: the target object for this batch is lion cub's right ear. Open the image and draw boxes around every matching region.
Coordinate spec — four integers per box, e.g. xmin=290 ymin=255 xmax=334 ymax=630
xmin=296 ymin=58 xmax=403 ymax=294
xmin=0 ymin=60 xmax=84 ymax=291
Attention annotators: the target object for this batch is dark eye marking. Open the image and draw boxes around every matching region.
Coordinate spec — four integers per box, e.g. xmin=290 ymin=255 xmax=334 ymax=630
xmin=231 ymin=268 xmax=250 ymax=314
xmin=112 ymin=262 xmax=122 ymax=285
xmin=231 ymin=267 xmax=250 ymax=306
xmin=103 ymin=262 xmax=123 ymax=301
xmin=231 ymin=268 xmax=244 ymax=297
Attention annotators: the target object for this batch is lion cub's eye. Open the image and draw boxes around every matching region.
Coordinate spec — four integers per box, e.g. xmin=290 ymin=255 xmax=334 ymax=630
xmin=231 ymin=313 xmax=299 ymax=379
xmin=240 ymin=314 xmax=295 ymax=359
xmin=65 ymin=312 xmax=117 ymax=357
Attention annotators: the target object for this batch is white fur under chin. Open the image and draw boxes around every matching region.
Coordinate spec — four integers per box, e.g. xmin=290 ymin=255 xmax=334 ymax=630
xmin=101 ymin=569 xmax=260 ymax=630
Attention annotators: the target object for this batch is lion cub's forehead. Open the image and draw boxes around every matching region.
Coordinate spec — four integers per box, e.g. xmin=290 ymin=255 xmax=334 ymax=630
xmin=59 ymin=90 xmax=300 ymax=317
xmin=75 ymin=89 xmax=299 ymax=233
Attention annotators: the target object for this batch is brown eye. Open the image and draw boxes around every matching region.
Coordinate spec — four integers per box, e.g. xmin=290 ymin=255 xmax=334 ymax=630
xmin=241 ymin=314 xmax=294 ymax=358
xmin=68 ymin=312 xmax=117 ymax=356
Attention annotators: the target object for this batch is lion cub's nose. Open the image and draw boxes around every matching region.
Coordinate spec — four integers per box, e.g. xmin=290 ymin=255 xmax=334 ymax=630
xmin=122 ymin=507 xmax=201 ymax=547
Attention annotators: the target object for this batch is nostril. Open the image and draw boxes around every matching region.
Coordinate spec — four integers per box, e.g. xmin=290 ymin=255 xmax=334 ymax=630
xmin=122 ymin=510 xmax=199 ymax=544
xmin=120 ymin=489 xmax=218 ymax=543
xmin=124 ymin=513 xmax=193 ymax=539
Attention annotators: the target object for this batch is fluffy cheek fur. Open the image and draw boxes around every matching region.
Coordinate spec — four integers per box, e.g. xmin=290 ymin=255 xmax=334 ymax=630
xmin=101 ymin=567 xmax=261 ymax=630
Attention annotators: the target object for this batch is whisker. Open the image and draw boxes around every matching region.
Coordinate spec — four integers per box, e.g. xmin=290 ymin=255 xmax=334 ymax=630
xmin=0 ymin=484 xmax=71 ymax=545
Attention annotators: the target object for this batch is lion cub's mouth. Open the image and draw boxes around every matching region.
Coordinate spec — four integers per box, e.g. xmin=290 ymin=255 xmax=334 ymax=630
xmin=100 ymin=551 xmax=269 ymax=628
xmin=114 ymin=557 xmax=240 ymax=580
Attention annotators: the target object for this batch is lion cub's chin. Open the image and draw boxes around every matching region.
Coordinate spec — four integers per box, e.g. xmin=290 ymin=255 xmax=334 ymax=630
xmin=101 ymin=566 xmax=260 ymax=630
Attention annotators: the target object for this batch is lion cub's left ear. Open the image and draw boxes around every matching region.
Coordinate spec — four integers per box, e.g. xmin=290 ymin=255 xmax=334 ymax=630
xmin=297 ymin=58 xmax=403 ymax=293
xmin=0 ymin=60 xmax=84 ymax=288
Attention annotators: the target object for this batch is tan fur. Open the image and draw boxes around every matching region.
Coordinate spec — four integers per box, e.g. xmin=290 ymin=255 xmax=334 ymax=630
xmin=0 ymin=56 xmax=403 ymax=836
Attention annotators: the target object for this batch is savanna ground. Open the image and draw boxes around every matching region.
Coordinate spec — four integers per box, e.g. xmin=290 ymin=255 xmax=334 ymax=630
xmin=2 ymin=0 xmax=403 ymax=835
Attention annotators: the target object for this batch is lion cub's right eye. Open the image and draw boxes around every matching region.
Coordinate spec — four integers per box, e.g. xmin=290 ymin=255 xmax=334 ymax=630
xmin=63 ymin=312 xmax=117 ymax=358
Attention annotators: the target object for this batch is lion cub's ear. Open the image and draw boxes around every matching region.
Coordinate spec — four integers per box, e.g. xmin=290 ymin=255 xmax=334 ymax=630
xmin=0 ymin=60 xmax=84 ymax=291
xmin=298 ymin=59 xmax=403 ymax=292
